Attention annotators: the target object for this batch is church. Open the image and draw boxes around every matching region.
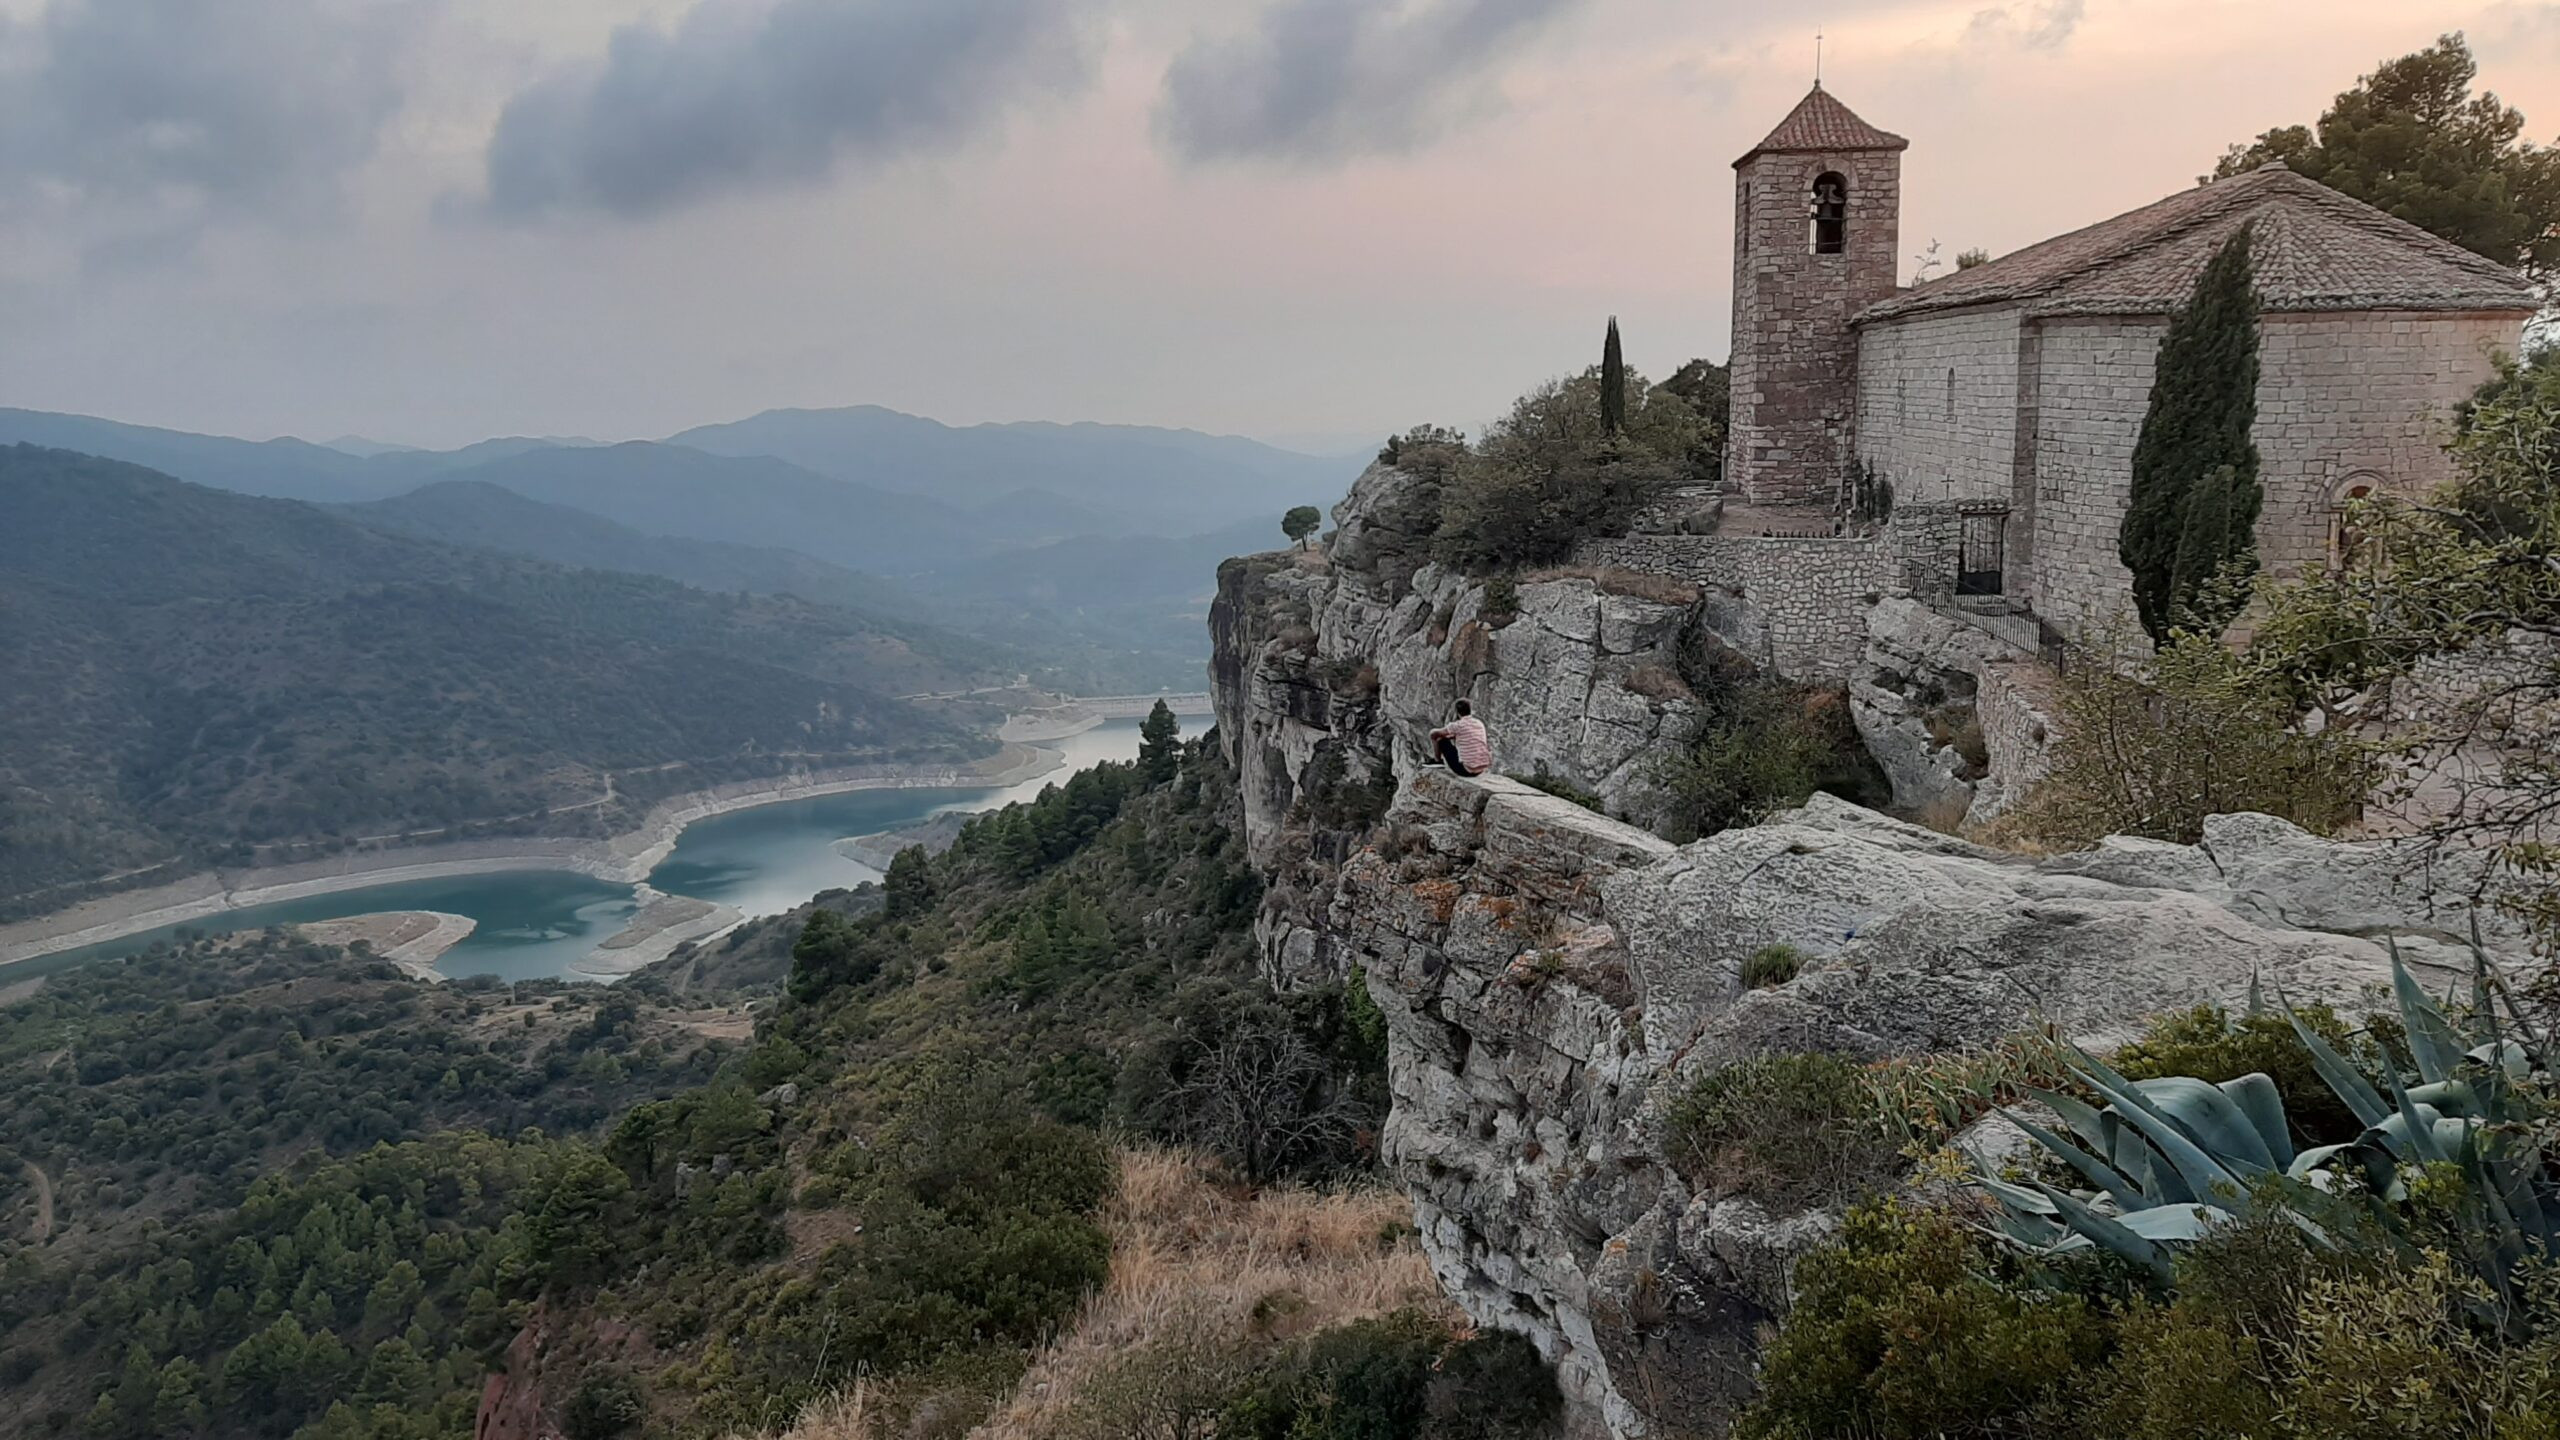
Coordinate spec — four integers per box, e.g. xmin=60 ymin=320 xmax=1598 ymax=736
xmin=1724 ymin=84 xmax=2543 ymax=634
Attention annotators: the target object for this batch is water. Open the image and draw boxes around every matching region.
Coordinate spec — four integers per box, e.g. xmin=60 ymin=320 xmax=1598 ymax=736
xmin=20 ymin=714 xmax=1191 ymax=983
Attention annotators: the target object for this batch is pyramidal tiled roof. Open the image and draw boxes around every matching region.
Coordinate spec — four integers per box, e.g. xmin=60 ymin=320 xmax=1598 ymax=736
xmin=1735 ymin=85 xmax=1909 ymax=168
xmin=1859 ymin=162 xmax=2541 ymax=323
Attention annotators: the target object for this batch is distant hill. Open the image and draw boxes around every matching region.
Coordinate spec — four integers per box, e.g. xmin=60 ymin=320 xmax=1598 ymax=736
xmin=0 ymin=407 xmax=388 ymax=503
xmin=0 ymin=405 xmax=1343 ymax=542
xmin=437 ymin=441 xmax=1010 ymax=573
xmin=666 ymin=405 xmax=1340 ymax=533
xmin=348 ymin=476 xmax=1240 ymax=694
xmin=347 ymin=478 xmax=923 ymax=616
xmin=0 ymin=445 xmax=997 ymax=917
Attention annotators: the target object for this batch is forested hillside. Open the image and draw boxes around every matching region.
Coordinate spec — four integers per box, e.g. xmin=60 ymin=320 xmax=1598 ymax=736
xmin=0 ymin=935 xmax=740 ymax=1436
xmin=0 ymin=736 xmax=1535 ymax=1440
xmin=0 ymin=446 xmax=996 ymax=917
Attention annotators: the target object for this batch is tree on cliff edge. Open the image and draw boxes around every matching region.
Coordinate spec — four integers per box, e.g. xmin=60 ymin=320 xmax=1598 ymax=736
xmin=2122 ymin=226 xmax=2262 ymax=642
xmin=1139 ymin=700 xmax=1181 ymax=783
xmin=1601 ymin=317 xmax=1627 ymax=436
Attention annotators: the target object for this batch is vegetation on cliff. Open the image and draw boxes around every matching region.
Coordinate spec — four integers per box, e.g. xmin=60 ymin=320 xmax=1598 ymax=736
xmin=0 ymin=738 xmax=1548 ymax=1440
xmin=1736 ymin=961 xmax=2560 ymax=1439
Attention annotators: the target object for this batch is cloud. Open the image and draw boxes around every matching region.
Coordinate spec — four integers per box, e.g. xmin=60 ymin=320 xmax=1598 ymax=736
xmin=481 ymin=0 xmax=1099 ymax=220
xmin=0 ymin=0 xmax=415 ymax=221
xmin=1154 ymin=0 xmax=1582 ymax=165
xmin=1963 ymin=0 xmax=2085 ymax=52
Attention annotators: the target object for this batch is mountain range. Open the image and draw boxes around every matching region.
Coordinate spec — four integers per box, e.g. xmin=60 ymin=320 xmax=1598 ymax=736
xmin=0 ymin=403 xmax=1346 ymax=691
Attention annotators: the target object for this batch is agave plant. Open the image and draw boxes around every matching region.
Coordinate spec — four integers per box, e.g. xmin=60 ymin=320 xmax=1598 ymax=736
xmin=1975 ymin=943 xmax=2557 ymax=1330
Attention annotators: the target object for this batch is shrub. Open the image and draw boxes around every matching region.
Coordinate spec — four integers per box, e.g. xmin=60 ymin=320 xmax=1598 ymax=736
xmin=2109 ymin=1002 xmax=2369 ymax=1143
xmin=1424 ymin=1329 xmax=1562 ymax=1439
xmin=1736 ymin=1202 xmax=2106 ymax=1440
xmin=1920 ymin=702 xmax=1989 ymax=776
xmin=1664 ymin=1053 xmax=1900 ymax=1208
xmin=1219 ymin=1311 xmax=1445 ymax=1440
xmin=560 ymin=1370 xmax=645 ymax=1440
xmin=1739 ymin=944 xmax=1805 ymax=990
xmin=2017 ymin=628 xmax=2375 ymax=847
xmin=1655 ymin=639 xmax=1881 ymax=841
xmin=1432 ymin=367 xmax=1704 ymax=574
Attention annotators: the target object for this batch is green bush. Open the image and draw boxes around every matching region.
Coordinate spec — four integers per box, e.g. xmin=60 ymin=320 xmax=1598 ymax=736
xmin=560 ymin=1370 xmax=645 ymax=1440
xmin=1737 ymin=1202 xmax=2107 ymax=1440
xmin=1432 ymin=366 xmax=1704 ymax=574
xmin=1664 ymin=1053 xmax=1900 ymax=1208
xmin=2018 ymin=628 xmax=2374 ymax=847
xmin=1655 ymin=637 xmax=1883 ymax=842
xmin=1424 ymin=1329 xmax=1562 ymax=1438
xmin=1740 ymin=944 xmax=1806 ymax=990
xmin=1220 ymin=1311 xmax=1445 ymax=1440
xmin=2108 ymin=1002 xmax=2368 ymax=1143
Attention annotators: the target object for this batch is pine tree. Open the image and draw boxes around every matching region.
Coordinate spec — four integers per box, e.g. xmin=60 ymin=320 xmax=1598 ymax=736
xmin=2121 ymin=225 xmax=2261 ymax=642
xmin=1138 ymin=700 xmax=1181 ymax=783
xmin=1600 ymin=317 xmax=1627 ymax=436
xmin=883 ymin=845 xmax=935 ymax=921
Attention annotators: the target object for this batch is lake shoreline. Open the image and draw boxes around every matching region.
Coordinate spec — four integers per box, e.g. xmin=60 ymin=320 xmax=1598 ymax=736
xmin=0 ymin=742 xmax=1065 ymax=970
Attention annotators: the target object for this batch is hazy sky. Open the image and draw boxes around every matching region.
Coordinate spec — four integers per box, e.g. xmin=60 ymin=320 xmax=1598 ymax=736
xmin=1 ymin=0 xmax=2555 ymax=452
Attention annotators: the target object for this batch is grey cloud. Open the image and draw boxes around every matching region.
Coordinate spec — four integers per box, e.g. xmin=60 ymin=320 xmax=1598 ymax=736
xmin=0 ymin=0 xmax=414 ymax=217
xmin=1154 ymin=0 xmax=1581 ymax=165
xmin=482 ymin=0 xmax=1097 ymax=220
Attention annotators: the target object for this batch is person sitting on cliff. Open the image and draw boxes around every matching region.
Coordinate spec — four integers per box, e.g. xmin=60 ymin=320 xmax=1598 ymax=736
xmin=1429 ymin=701 xmax=1491 ymax=778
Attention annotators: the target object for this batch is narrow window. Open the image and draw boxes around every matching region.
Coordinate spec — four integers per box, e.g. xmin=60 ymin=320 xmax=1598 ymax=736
xmin=1945 ymin=368 xmax=1956 ymax=420
xmin=1811 ymin=172 xmax=1847 ymax=254
xmin=1740 ymin=181 xmax=1751 ymax=256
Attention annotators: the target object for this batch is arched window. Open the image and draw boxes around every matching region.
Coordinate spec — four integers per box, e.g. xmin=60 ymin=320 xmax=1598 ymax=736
xmin=2328 ymin=474 xmax=2383 ymax=573
xmin=1810 ymin=172 xmax=1848 ymax=254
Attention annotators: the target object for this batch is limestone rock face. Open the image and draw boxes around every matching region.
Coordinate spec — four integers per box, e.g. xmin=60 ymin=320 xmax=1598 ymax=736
xmin=1848 ymin=596 xmax=2058 ymax=827
xmin=1213 ymin=462 xmax=1701 ymax=986
xmin=1326 ymin=772 xmax=2507 ymax=1438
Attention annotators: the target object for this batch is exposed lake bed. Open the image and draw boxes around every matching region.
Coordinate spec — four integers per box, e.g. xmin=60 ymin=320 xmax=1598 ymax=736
xmin=1 ymin=711 xmax=1200 ymax=984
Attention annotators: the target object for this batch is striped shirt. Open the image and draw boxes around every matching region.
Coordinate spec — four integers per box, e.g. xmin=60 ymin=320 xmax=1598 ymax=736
xmin=1441 ymin=716 xmax=1491 ymax=774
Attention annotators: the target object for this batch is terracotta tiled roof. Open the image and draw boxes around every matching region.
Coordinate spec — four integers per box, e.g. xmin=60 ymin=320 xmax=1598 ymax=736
xmin=1734 ymin=85 xmax=1909 ymax=168
xmin=1859 ymin=163 xmax=2540 ymax=323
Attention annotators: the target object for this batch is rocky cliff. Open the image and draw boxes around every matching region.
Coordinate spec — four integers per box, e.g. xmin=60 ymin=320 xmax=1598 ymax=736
xmin=1212 ymin=463 xmax=1706 ymax=985
xmin=1210 ymin=463 xmax=2534 ymax=1436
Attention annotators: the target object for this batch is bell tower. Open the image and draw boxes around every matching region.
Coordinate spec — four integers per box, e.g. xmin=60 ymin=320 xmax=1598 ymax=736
xmin=1727 ymin=84 xmax=1906 ymax=506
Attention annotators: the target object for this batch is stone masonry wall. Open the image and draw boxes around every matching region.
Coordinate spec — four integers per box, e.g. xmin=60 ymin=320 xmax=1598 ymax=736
xmin=2251 ymin=311 xmax=2523 ymax=585
xmin=1728 ymin=147 xmax=1902 ymax=507
xmin=2028 ymin=310 xmax=2522 ymax=634
xmin=2020 ymin=315 xmax=2163 ymax=631
xmin=1580 ymin=533 xmax=1904 ymax=684
xmin=1852 ymin=305 xmax=2023 ymax=507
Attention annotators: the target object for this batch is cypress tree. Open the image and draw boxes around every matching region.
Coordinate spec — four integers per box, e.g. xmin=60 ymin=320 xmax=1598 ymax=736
xmin=2120 ymin=225 xmax=2261 ymax=642
xmin=2169 ymin=462 xmax=2264 ymax=634
xmin=1601 ymin=317 xmax=1627 ymax=436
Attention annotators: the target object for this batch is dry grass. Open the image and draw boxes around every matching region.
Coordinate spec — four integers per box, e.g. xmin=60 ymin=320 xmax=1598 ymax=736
xmin=726 ymin=1150 xmax=1443 ymax=1440
xmin=764 ymin=1381 xmax=880 ymax=1440
xmin=972 ymin=1149 xmax=1448 ymax=1439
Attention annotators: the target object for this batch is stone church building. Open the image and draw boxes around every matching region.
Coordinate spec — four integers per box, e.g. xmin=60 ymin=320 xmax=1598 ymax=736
xmin=1725 ymin=84 xmax=2543 ymax=634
